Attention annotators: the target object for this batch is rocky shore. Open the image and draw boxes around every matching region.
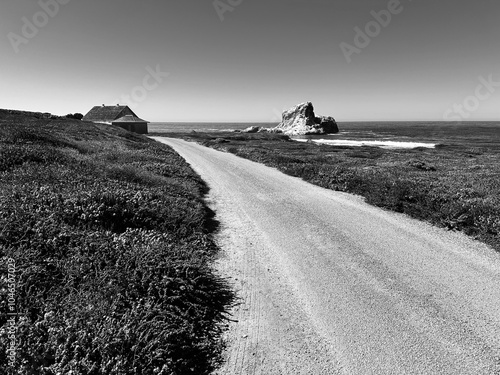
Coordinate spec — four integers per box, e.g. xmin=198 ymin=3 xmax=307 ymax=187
xmin=238 ymin=102 xmax=339 ymax=135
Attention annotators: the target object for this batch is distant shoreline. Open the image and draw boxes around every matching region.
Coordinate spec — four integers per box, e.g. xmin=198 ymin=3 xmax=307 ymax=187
xmin=149 ymin=121 xmax=500 ymax=149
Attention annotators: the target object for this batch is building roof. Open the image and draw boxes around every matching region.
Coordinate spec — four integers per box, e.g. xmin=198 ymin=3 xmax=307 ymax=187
xmin=112 ymin=115 xmax=149 ymax=124
xmin=82 ymin=105 xmax=137 ymax=123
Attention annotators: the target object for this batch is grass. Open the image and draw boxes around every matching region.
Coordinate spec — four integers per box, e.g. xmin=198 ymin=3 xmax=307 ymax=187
xmin=163 ymin=130 xmax=500 ymax=253
xmin=0 ymin=112 xmax=235 ymax=375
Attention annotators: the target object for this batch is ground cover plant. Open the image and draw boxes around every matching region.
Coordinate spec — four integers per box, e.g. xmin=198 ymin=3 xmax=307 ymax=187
xmin=164 ymin=130 xmax=500 ymax=253
xmin=0 ymin=112 xmax=234 ymax=375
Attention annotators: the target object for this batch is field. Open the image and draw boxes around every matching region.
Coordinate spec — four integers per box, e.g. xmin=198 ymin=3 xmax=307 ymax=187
xmin=163 ymin=126 xmax=500 ymax=253
xmin=0 ymin=112 xmax=234 ymax=375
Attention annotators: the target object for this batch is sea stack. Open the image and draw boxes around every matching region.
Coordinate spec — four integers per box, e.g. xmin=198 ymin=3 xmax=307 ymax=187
xmin=274 ymin=102 xmax=339 ymax=135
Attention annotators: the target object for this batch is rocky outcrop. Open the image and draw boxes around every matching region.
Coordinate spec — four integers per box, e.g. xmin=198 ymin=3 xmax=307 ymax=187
xmin=240 ymin=126 xmax=283 ymax=134
xmin=273 ymin=102 xmax=339 ymax=135
xmin=242 ymin=126 xmax=260 ymax=133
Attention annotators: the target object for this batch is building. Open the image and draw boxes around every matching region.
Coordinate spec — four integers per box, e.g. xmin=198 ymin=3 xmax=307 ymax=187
xmin=82 ymin=105 xmax=149 ymax=134
xmin=112 ymin=115 xmax=149 ymax=134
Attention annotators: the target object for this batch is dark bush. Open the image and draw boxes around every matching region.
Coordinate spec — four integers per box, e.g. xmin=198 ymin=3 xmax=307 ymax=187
xmin=65 ymin=113 xmax=84 ymax=120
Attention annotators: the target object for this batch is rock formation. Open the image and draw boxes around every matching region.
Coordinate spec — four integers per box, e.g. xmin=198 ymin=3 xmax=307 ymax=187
xmin=242 ymin=126 xmax=260 ymax=133
xmin=273 ymin=102 xmax=339 ymax=135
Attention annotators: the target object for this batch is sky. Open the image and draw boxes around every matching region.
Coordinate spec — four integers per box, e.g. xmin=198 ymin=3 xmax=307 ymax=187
xmin=0 ymin=0 xmax=499 ymax=122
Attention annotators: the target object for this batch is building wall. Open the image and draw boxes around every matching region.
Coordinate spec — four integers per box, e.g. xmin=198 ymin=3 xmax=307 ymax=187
xmin=133 ymin=123 xmax=148 ymax=134
xmin=114 ymin=122 xmax=148 ymax=134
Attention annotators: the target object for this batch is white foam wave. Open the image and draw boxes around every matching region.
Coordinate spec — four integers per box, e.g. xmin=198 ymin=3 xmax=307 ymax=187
xmin=294 ymin=139 xmax=436 ymax=149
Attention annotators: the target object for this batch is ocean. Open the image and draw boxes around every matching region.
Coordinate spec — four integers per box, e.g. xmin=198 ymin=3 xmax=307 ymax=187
xmin=148 ymin=122 xmax=276 ymax=133
xmin=149 ymin=121 xmax=500 ymax=149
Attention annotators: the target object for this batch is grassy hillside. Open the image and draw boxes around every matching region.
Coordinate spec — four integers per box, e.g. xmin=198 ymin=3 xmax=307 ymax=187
xmin=0 ymin=113 xmax=234 ymax=375
xmin=169 ymin=131 xmax=500 ymax=253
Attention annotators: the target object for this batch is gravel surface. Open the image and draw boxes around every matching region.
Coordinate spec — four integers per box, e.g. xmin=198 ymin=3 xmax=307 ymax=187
xmin=153 ymin=137 xmax=500 ymax=375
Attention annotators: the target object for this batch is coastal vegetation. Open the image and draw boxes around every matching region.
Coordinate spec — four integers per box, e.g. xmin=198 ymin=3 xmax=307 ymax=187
xmin=167 ymin=130 xmax=500 ymax=253
xmin=0 ymin=112 xmax=234 ymax=374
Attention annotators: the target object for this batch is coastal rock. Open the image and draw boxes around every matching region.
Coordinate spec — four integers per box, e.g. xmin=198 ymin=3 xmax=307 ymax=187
xmin=273 ymin=102 xmax=339 ymax=135
xmin=315 ymin=116 xmax=338 ymax=133
xmin=242 ymin=126 xmax=261 ymax=133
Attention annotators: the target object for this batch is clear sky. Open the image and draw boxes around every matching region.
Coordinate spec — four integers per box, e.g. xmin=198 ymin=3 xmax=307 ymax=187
xmin=1 ymin=0 xmax=498 ymax=122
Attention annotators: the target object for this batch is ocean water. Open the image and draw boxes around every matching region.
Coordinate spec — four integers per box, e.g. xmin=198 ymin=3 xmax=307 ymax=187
xmin=148 ymin=122 xmax=276 ymax=133
xmin=149 ymin=121 xmax=500 ymax=149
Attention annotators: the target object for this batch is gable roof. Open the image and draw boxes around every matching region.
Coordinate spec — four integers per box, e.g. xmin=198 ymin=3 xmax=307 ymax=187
xmin=82 ymin=105 xmax=138 ymax=123
xmin=112 ymin=115 xmax=149 ymax=124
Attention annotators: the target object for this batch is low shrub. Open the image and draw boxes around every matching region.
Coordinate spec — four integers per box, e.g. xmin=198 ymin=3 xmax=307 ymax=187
xmin=0 ymin=116 xmax=234 ymax=374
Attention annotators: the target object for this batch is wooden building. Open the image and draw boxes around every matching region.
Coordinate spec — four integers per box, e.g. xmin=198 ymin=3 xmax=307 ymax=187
xmin=112 ymin=115 xmax=148 ymax=134
xmin=82 ymin=105 xmax=149 ymax=134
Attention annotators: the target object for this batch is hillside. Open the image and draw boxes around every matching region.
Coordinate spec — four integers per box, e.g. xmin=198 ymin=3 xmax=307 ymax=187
xmin=0 ymin=112 xmax=234 ymax=374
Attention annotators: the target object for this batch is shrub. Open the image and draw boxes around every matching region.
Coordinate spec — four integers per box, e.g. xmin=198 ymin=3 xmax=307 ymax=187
xmin=0 ymin=116 xmax=234 ymax=374
xmin=65 ymin=113 xmax=84 ymax=120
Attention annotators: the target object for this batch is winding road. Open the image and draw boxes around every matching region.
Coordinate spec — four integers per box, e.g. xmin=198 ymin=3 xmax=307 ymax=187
xmin=153 ymin=137 xmax=500 ymax=375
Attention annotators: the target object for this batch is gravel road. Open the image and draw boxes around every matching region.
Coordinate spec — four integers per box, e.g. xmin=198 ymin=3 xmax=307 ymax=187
xmin=153 ymin=137 xmax=500 ymax=375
